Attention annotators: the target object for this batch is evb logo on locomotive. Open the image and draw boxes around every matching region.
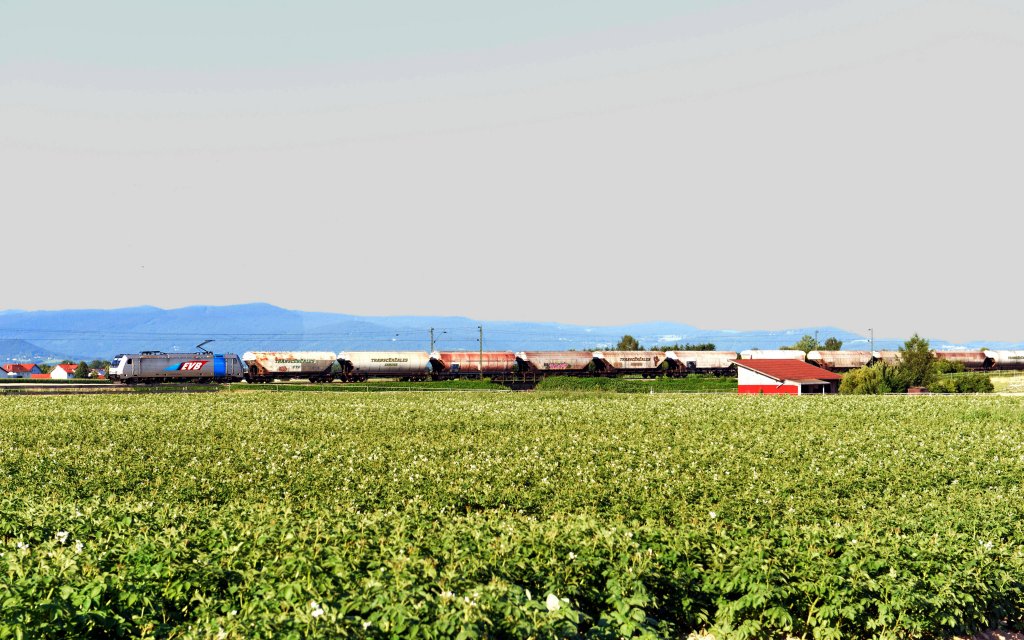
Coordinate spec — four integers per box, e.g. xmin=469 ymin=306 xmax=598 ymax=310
xmin=164 ymin=361 xmax=209 ymax=371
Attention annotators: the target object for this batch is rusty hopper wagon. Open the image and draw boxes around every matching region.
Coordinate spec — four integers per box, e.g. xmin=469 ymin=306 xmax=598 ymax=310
xmin=336 ymin=351 xmax=432 ymax=381
xmin=933 ymin=351 xmax=994 ymax=371
xmin=592 ymin=351 xmax=666 ymax=377
xmin=665 ymin=351 xmax=739 ymax=376
xmin=429 ymin=351 xmax=517 ymax=379
xmin=243 ymin=351 xmax=338 ymax=383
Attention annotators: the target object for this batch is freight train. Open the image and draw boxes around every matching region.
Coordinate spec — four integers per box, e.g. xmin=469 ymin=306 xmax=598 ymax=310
xmin=108 ymin=343 xmax=1024 ymax=385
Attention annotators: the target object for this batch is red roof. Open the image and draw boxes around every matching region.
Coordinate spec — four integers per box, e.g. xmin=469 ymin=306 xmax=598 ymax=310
xmin=55 ymin=364 xmax=78 ymax=373
xmin=2 ymin=363 xmax=38 ymax=373
xmin=732 ymin=359 xmax=843 ymax=382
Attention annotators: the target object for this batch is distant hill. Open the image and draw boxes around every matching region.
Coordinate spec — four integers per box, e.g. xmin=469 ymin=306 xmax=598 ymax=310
xmin=0 ymin=338 xmax=72 ymax=364
xmin=0 ymin=304 xmax=1018 ymax=360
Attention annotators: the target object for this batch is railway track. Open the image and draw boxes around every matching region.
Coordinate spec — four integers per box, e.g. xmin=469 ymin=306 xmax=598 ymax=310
xmin=0 ymin=383 xmax=222 ymax=396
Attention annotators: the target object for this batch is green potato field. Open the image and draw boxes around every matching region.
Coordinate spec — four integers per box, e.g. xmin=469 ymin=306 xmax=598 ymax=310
xmin=2 ymin=392 xmax=1024 ymax=638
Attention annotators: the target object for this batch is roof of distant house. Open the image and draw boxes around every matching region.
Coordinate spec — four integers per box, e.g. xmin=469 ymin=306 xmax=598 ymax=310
xmin=2 ymin=363 xmax=38 ymax=373
xmin=54 ymin=364 xmax=78 ymax=373
xmin=732 ymin=359 xmax=843 ymax=382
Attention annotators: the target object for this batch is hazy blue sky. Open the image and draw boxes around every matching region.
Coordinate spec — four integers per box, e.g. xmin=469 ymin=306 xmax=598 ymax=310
xmin=2 ymin=0 xmax=1022 ymax=342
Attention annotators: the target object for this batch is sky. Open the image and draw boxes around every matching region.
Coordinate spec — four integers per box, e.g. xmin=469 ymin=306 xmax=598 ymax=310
xmin=2 ymin=0 xmax=1023 ymax=342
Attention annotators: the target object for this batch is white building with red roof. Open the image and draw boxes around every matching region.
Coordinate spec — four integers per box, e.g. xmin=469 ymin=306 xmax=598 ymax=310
xmin=733 ymin=359 xmax=843 ymax=395
xmin=50 ymin=363 xmax=80 ymax=380
xmin=2 ymin=363 xmax=42 ymax=378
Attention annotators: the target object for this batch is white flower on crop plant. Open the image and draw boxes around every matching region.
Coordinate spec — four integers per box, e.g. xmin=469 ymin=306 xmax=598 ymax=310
xmin=362 ymin=620 xmax=372 ymax=630
xmin=981 ymin=540 xmax=994 ymax=551
xmin=709 ymin=511 xmax=717 ymax=519
xmin=525 ymin=589 xmax=532 ymax=601
xmin=568 ymin=552 xmax=577 ymax=560
xmin=16 ymin=541 xmax=28 ymax=551
xmin=310 ymin=600 xmax=324 ymax=618
xmin=216 ymin=627 xmax=227 ymax=640
xmin=55 ymin=531 xmax=69 ymax=544
xmin=545 ymin=594 xmax=561 ymax=612
xmin=74 ymin=540 xmax=84 ymax=554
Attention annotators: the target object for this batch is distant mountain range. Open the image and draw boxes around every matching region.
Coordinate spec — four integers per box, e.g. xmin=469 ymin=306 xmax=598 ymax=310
xmin=0 ymin=303 xmax=1020 ymax=362
xmin=0 ymin=339 xmax=75 ymax=364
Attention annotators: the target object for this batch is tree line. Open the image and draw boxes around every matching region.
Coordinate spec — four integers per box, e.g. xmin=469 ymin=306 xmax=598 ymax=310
xmin=840 ymin=334 xmax=992 ymax=394
xmin=607 ymin=335 xmax=717 ymax=352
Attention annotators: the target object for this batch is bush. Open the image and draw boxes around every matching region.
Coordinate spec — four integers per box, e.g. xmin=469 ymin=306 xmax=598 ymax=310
xmin=839 ymin=363 xmax=911 ymax=394
xmin=535 ymin=375 xmax=736 ymax=393
xmin=935 ymin=360 xmax=966 ymax=374
xmin=955 ymin=373 xmax=994 ymax=393
xmin=928 ymin=373 xmax=994 ymax=394
xmin=928 ymin=378 xmax=958 ymax=394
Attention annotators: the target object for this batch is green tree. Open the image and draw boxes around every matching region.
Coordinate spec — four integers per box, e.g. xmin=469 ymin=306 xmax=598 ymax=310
xmin=616 ymin=335 xmax=641 ymax=351
xmin=792 ymin=335 xmax=820 ymax=353
xmin=822 ymin=337 xmax=843 ymax=351
xmin=780 ymin=335 xmax=843 ymax=352
xmin=898 ymin=334 xmax=936 ymax=388
xmin=74 ymin=361 xmax=90 ymax=379
xmin=840 ymin=363 xmax=892 ymax=395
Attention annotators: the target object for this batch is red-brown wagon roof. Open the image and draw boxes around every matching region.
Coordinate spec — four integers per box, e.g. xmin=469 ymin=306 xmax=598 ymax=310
xmin=732 ymin=359 xmax=843 ymax=382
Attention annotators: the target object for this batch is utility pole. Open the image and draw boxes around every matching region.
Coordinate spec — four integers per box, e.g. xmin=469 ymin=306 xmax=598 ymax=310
xmin=869 ymin=328 xmax=874 ymax=353
xmin=429 ymin=328 xmax=446 ymax=352
xmin=478 ymin=325 xmax=483 ymax=380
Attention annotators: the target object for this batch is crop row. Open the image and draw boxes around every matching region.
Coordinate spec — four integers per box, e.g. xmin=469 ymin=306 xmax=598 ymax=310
xmin=3 ymin=393 xmax=1024 ymax=638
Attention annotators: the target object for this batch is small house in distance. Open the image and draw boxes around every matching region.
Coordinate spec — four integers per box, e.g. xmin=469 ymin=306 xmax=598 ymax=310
xmin=50 ymin=364 xmax=79 ymax=380
xmin=2 ymin=363 xmax=42 ymax=378
xmin=733 ymin=359 xmax=843 ymax=395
